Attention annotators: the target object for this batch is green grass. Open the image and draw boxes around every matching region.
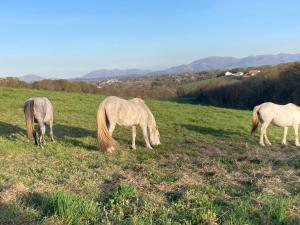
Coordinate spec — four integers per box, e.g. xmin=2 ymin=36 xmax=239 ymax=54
xmin=0 ymin=87 xmax=299 ymax=224
xmin=22 ymin=191 xmax=99 ymax=225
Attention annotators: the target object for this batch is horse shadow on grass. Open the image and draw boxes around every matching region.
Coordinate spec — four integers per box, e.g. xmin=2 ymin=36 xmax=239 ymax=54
xmin=53 ymin=124 xmax=97 ymax=151
xmin=0 ymin=121 xmax=97 ymax=150
xmin=0 ymin=202 xmax=36 ymax=225
xmin=0 ymin=121 xmax=26 ymax=141
xmin=178 ymin=123 xmax=240 ymax=138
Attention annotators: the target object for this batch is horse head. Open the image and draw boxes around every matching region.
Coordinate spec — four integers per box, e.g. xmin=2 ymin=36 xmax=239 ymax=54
xmin=148 ymin=123 xmax=160 ymax=146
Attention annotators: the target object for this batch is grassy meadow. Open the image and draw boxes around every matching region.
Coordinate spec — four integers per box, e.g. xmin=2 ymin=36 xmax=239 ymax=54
xmin=0 ymin=87 xmax=299 ymax=225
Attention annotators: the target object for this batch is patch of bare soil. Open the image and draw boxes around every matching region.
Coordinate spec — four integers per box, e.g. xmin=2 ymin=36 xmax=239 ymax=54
xmin=0 ymin=182 xmax=27 ymax=203
xmin=99 ymin=170 xmax=151 ymax=201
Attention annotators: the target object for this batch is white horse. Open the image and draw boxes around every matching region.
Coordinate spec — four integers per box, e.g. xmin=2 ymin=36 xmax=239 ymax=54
xmin=251 ymin=102 xmax=300 ymax=146
xmin=97 ymin=96 xmax=160 ymax=151
xmin=24 ymin=97 xmax=54 ymax=146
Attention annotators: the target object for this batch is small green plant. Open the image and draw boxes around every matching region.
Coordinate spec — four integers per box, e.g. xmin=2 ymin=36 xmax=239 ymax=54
xmin=100 ymin=184 xmax=143 ymax=223
xmin=23 ymin=191 xmax=99 ymax=225
xmin=287 ymin=156 xmax=300 ymax=169
xmin=106 ymin=184 xmax=137 ymax=204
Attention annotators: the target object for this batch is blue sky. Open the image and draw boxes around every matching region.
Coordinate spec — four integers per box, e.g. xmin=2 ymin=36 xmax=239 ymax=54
xmin=0 ymin=0 xmax=300 ymax=78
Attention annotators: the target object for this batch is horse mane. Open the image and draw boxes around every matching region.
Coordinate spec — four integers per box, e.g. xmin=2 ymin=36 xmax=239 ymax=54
xmin=137 ymin=100 xmax=157 ymax=143
xmin=129 ymin=97 xmax=156 ymax=140
xmin=134 ymin=99 xmax=155 ymax=124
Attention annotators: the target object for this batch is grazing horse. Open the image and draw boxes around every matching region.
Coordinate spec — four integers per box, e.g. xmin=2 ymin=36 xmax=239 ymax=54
xmin=24 ymin=97 xmax=54 ymax=146
xmin=97 ymin=96 xmax=160 ymax=151
xmin=251 ymin=102 xmax=300 ymax=146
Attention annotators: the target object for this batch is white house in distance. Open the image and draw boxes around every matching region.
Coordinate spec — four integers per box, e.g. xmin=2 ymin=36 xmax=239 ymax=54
xmin=248 ymin=69 xmax=261 ymax=76
xmin=225 ymin=71 xmax=244 ymax=76
xmin=235 ymin=72 xmax=244 ymax=76
xmin=224 ymin=70 xmax=261 ymax=77
xmin=97 ymin=79 xmax=121 ymax=88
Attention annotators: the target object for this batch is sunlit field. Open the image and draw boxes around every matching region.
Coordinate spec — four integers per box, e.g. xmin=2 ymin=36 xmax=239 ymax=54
xmin=0 ymin=87 xmax=299 ymax=224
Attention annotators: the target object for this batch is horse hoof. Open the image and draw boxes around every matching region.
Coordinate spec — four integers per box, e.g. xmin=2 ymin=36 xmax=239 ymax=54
xmin=131 ymin=146 xmax=136 ymax=150
xmin=107 ymin=146 xmax=115 ymax=152
xmin=259 ymin=143 xmax=265 ymax=147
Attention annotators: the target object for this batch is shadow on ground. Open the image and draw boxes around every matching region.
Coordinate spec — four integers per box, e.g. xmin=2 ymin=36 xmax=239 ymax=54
xmin=0 ymin=121 xmax=135 ymax=151
xmin=0 ymin=121 xmax=26 ymax=140
xmin=53 ymin=124 xmax=97 ymax=150
xmin=0 ymin=202 xmax=36 ymax=225
xmin=0 ymin=121 xmax=98 ymax=150
xmin=179 ymin=123 xmax=240 ymax=137
xmin=53 ymin=124 xmax=95 ymax=138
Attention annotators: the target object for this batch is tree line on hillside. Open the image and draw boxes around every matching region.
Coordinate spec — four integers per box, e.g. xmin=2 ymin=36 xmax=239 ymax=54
xmin=0 ymin=78 xmax=100 ymax=94
xmin=0 ymin=71 xmax=220 ymax=99
xmin=0 ymin=77 xmax=181 ymax=99
xmin=3 ymin=62 xmax=299 ymax=106
xmin=195 ymin=62 xmax=300 ymax=109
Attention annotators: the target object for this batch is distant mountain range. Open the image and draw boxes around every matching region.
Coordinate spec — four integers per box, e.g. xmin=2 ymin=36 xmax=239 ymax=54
xmin=12 ymin=53 xmax=300 ymax=81
xmin=18 ymin=74 xmax=44 ymax=83
xmin=78 ymin=53 xmax=300 ymax=80
xmin=83 ymin=69 xmax=151 ymax=80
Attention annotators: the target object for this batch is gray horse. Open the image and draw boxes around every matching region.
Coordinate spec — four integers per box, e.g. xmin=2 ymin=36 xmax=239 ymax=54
xmin=24 ymin=97 xmax=54 ymax=146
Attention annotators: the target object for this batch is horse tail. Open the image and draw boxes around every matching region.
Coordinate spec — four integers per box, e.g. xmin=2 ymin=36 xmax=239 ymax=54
xmin=97 ymin=101 xmax=116 ymax=151
xmin=251 ymin=105 xmax=261 ymax=135
xmin=24 ymin=100 xmax=35 ymax=140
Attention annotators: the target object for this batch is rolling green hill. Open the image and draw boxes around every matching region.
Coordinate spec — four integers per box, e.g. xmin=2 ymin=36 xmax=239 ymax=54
xmin=0 ymin=87 xmax=299 ymax=224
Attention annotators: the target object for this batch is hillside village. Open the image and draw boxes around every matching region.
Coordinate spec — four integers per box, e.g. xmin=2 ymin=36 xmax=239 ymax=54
xmin=224 ymin=69 xmax=261 ymax=77
xmin=0 ymin=63 xmax=290 ymax=101
xmin=96 ymin=78 xmax=122 ymax=88
xmin=94 ymin=68 xmax=262 ymax=89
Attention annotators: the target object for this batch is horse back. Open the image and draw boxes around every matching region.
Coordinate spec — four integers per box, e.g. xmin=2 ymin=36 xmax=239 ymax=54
xmin=103 ymin=96 xmax=148 ymax=126
xmin=28 ymin=97 xmax=53 ymax=122
xmin=259 ymin=102 xmax=300 ymax=126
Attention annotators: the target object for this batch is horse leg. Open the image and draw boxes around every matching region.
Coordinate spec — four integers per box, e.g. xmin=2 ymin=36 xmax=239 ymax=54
xmin=131 ymin=126 xmax=136 ymax=150
xmin=33 ymin=129 xmax=39 ymax=145
xmin=43 ymin=124 xmax=46 ymax=144
xmin=293 ymin=124 xmax=300 ymax=146
xmin=260 ymin=122 xmax=270 ymax=146
xmin=49 ymin=120 xmax=54 ymax=142
xmin=263 ymin=123 xmax=272 ymax=146
xmin=108 ymin=122 xmax=116 ymax=136
xmin=38 ymin=121 xmax=46 ymax=146
xmin=259 ymin=123 xmax=266 ymax=146
xmin=34 ymin=120 xmax=41 ymax=146
xmin=282 ymin=126 xmax=288 ymax=145
xmin=141 ymin=125 xmax=152 ymax=149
